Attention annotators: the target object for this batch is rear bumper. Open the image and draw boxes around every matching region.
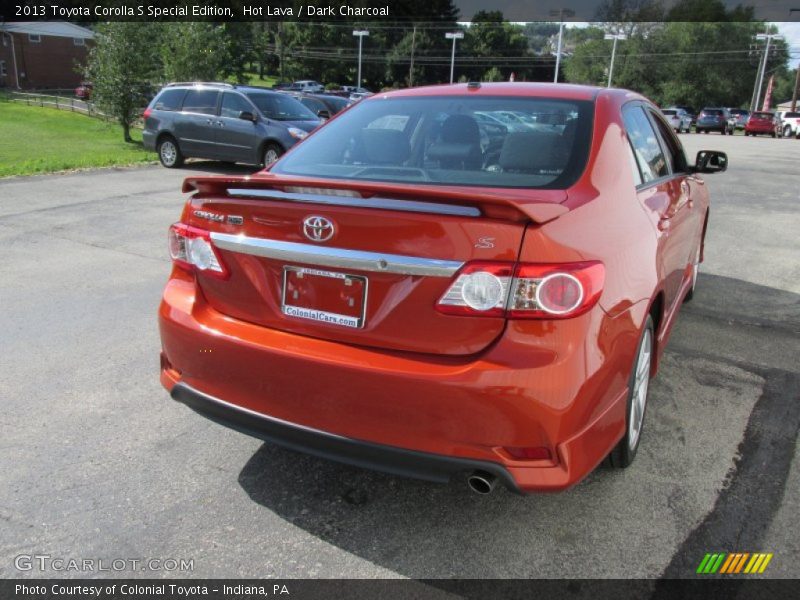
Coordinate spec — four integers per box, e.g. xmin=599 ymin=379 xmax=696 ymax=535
xmin=171 ymin=381 xmax=522 ymax=493
xmin=159 ymin=271 xmax=638 ymax=492
xmin=142 ymin=129 xmax=157 ymax=151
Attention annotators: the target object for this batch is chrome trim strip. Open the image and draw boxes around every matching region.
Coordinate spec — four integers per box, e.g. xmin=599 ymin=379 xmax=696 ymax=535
xmin=226 ymin=188 xmax=481 ymax=217
xmin=210 ymin=232 xmax=463 ymax=277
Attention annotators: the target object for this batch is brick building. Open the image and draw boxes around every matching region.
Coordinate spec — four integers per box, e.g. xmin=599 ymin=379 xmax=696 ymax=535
xmin=0 ymin=22 xmax=94 ymax=90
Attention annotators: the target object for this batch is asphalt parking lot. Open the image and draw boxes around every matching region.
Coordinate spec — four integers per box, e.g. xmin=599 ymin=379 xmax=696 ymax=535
xmin=0 ymin=133 xmax=798 ymax=580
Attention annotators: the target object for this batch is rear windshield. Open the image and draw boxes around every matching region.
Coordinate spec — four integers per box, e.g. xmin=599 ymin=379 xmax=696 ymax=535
xmin=752 ymin=112 xmax=773 ymax=119
xmin=730 ymin=109 xmax=748 ymax=115
xmin=153 ymin=88 xmax=186 ymax=111
xmin=271 ymin=96 xmax=594 ymax=189
xmin=785 ymin=112 xmax=800 ymax=118
xmin=244 ymin=92 xmax=318 ymax=121
xmin=701 ymin=109 xmax=723 ymax=116
xmin=661 ymin=109 xmax=677 ymax=116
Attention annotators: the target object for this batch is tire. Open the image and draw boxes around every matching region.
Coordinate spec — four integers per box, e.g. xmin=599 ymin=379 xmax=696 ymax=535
xmin=771 ymin=131 xmax=777 ymax=138
xmin=784 ymin=125 xmax=791 ymax=138
xmin=157 ymin=136 xmax=183 ymax=168
xmin=684 ymin=243 xmax=701 ymax=303
xmin=262 ymin=142 xmax=283 ymax=167
xmin=608 ymin=315 xmax=655 ymax=468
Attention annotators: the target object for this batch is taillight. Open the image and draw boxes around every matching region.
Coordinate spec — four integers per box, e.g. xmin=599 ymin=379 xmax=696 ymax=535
xmin=168 ymin=223 xmax=228 ymax=279
xmin=436 ymin=261 xmax=604 ymax=319
xmin=143 ymin=107 xmax=152 ymax=119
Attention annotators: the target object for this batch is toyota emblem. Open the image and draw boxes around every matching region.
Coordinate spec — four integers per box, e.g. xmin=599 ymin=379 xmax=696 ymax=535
xmin=302 ymin=215 xmax=335 ymax=242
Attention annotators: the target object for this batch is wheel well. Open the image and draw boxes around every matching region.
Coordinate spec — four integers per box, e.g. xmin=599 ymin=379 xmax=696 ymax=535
xmin=260 ymin=139 xmax=284 ymax=155
xmin=649 ymin=292 xmax=664 ymax=339
xmin=700 ymin=210 xmax=709 ymax=262
xmin=156 ymin=132 xmax=177 ymax=147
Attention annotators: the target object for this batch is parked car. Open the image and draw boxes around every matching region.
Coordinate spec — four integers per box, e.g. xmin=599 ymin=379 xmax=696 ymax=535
xmin=142 ymin=83 xmax=321 ymax=168
xmin=158 ymin=82 xmax=727 ymax=494
xmin=695 ymin=107 xmax=734 ymax=134
xmin=75 ymin=82 xmax=93 ymax=100
xmin=291 ymin=80 xmax=325 ymax=93
xmin=674 ymin=105 xmax=696 ymax=126
xmin=744 ymin=111 xmax=779 ymax=137
xmin=775 ymin=111 xmax=800 ymax=138
xmin=271 ymin=81 xmax=293 ymax=91
xmin=281 ymin=92 xmax=352 ymax=120
xmin=726 ymin=108 xmax=749 ymax=130
xmin=661 ymin=108 xmax=692 ymax=133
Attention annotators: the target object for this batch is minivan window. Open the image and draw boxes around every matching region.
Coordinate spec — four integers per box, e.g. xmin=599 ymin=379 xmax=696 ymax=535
xmin=623 ymin=105 xmax=669 ymax=183
xmin=181 ymin=89 xmax=220 ymax=115
xmin=220 ymin=93 xmax=254 ymax=118
xmin=154 ymin=89 xmax=186 ymax=111
xmin=272 ymin=96 xmax=593 ymax=189
xmin=244 ymin=92 xmax=318 ymax=121
xmin=661 ymin=109 xmax=677 ymax=116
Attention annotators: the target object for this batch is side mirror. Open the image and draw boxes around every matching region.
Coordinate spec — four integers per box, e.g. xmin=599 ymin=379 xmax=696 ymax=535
xmin=693 ymin=150 xmax=728 ymax=174
xmin=239 ymin=111 xmax=257 ymax=122
xmin=317 ymin=109 xmax=331 ymax=119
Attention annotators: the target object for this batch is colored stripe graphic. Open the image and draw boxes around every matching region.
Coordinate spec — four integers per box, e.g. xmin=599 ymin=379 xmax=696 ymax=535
xmin=699 ymin=552 xmax=774 ymax=574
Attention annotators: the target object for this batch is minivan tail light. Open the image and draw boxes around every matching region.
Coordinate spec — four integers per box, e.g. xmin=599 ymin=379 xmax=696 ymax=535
xmin=436 ymin=261 xmax=604 ymax=319
xmin=168 ymin=223 xmax=228 ymax=278
xmin=143 ymin=107 xmax=152 ymax=119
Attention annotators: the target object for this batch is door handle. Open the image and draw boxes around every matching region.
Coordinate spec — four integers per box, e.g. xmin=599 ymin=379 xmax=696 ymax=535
xmin=206 ymin=119 xmax=214 ymax=125
xmin=216 ymin=120 xmax=225 ymax=127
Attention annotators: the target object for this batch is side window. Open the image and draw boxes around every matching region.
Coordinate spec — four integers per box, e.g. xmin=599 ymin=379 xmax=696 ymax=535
xmin=622 ymin=105 xmax=669 ymax=184
xmin=220 ymin=93 xmax=253 ymax=118
xmin=625 ymin=140 xmax=643 ymax=186
xmin=181 ymin=89 xmax=220 ymax=115
xmin=648 ymin=110 xmax=687 ymax=173
xmin=300 ymin=97 xmax=325 ymax=114
xmin=153 ymin=89 xmax=186 ymax=111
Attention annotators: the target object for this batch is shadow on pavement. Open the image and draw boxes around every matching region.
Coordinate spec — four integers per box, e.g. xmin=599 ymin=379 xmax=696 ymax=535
xmin=235 ymin=274 xmax=799 ymax=578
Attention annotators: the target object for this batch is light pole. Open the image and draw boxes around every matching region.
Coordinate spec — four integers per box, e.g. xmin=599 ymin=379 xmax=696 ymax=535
xmin=549 ymin=8 xmax=575 ymax=83
xmin=445 ymin=31 xmax=464 ymax=84
xmin=752 ymin=32 xmax=783 ymax=111
xmin=791 ymin=9 xmax=800 ymax=111
xmin=604 ymin=33 xmax=627 ymax=88
xmin=352 ymin=30 xmax=369 ymax=90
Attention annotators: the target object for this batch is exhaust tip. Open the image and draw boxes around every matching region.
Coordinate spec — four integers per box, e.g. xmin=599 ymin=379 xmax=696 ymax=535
xmin=467 ymin=471 xmax=497 ymax=495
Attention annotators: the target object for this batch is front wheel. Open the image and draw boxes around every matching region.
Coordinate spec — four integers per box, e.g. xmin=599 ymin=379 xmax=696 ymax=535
xmin=608 ymin=316 xmax=655 ymax=468
xmin=262 ymin=143 xmax=283 ymax=167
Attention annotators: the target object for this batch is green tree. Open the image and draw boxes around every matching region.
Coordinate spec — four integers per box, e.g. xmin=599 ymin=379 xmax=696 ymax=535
xmin=161 ymin=23 xmax=231 ymax=82
xmin=85 ymin=22 xmax=162 ymax=142
xmin=461 ymin=11 xmax=531 ymax=82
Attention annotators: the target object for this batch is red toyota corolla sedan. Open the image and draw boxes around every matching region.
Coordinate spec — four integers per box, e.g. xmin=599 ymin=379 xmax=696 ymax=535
xmin=158 ymin=83 xmax=727 ymax=494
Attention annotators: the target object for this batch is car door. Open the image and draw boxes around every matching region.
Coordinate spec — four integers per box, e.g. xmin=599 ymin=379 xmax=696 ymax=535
xmin=176 ymin=89 xmax=221 ymax=158
xmin=646 ymin=107 xmax=701 ymax=305
xmin=622 ymin=103 xmax=688 ymax=313
xmin=216 ymin=91 xmax=260 ymax=163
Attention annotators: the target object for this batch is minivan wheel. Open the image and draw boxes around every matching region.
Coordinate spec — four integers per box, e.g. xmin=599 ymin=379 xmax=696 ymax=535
xmin=158 ymin=137 xmax=183 ymax=168
xmin=262 ymin=143 xmax=283 ymax=167
xmin=608 ymin=315 xmax=654 ymax=468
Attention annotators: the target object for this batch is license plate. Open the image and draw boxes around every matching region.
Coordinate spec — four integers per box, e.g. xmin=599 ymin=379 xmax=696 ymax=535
xmin=281 ymin=266 xmax=367 ymax=329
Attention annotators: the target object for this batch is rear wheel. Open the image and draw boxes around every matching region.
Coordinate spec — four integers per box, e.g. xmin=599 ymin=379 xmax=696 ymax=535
xmin=784 ymin=125 xmax=792 ymax=138
xmin=608 ymin=316 xmax=654 ymax=468
xmin=158 ymin=137 xmax=183 ymax=168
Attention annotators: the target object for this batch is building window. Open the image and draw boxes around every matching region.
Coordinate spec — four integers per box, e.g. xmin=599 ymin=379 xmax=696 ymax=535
xmin=0 ymin=61 xmax=6 ymax=77
xmin=28 ymin=34 xmax=41 ymax=43
xmin=73 ymin=38 xmax=85 ymax=46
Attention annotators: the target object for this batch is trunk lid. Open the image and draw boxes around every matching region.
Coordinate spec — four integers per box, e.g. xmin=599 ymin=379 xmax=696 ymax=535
xmin=182 ymin=174 xmax=567 ymax=356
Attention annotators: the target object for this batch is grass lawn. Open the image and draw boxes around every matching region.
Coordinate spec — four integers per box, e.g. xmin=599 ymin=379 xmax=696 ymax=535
xmin=226 ymin=71 xmax=278 ymax=88
xmin=0 ymin=101 xmax=156 ymax=177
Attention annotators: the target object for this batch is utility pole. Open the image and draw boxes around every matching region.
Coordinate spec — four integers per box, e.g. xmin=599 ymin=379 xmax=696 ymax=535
xmin=352 ymin=30 xmax=369 ymax=90
xmin=792 ymin=9 xmax=800 ymax=111
xmin=604 ymin=33 xmax=627 ymax=88
xmin=751 ymin=31 xmax=783 ymax=111
xmin=549 ymin=8 xmax=575 ymax=83
xmin=409 ymin=25 xmax=417 ymax=88
xmin=445 ymin=31 xmax=464 ymax=84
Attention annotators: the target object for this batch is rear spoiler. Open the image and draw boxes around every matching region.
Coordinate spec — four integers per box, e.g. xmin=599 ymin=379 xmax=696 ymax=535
xmin=182 ymin=174 xmax=569 ymax=224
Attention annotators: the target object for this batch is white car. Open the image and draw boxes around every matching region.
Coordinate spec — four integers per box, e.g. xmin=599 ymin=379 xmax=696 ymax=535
xmin=775 ymin=111 xmax=800 ymax=138
xmin=662 ymin=108 xmax=692 ymax=133
xmin=292 ymin=80 xmax=325 ymax=93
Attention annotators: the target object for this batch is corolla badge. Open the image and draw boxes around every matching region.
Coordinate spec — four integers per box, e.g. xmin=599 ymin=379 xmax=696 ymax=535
xmin=303 ymin=216 xmax=335 ymax=242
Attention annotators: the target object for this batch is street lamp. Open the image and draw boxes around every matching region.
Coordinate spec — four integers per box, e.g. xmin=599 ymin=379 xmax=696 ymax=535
xmin=549 ymin=8 xmax=575 ymax=83
xmin=752 ymin=32 xmax=783 ymax=111
xmin=445 ymin=31 xmax=464 ymax=84
xmin=791 ymin=9 xmax=800 ymax=111
xmin=604 ymin=33 xmax=627 ymax=88
xmin=352 ymin=30 xmax=369 ymax=90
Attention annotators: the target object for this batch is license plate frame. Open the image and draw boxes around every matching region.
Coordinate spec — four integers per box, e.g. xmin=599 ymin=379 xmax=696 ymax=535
xmin=281 ymin=266 xmax=368 ymax=329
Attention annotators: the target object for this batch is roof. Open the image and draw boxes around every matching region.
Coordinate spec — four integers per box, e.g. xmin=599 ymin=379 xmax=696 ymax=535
xmin=374 ymin=82 xmax=613 ymax=102
xmin=0 ymin=21 xmax=95 ymax=40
